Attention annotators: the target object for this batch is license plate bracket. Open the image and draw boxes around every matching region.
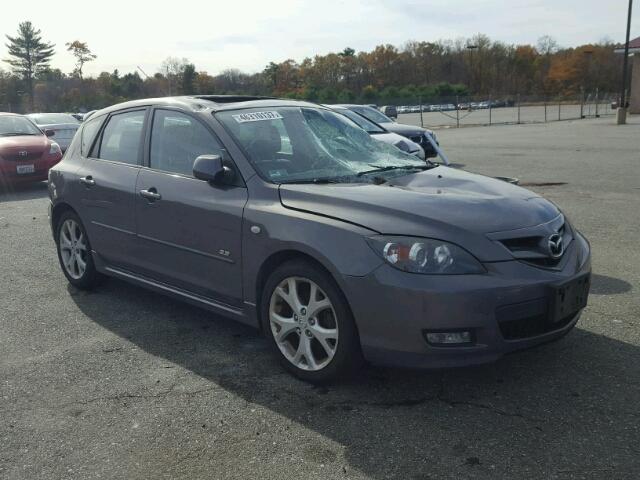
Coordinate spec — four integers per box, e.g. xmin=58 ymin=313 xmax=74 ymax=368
xmin=550 ymin=274 xmax=590 ymax=323
xmin=16 ymin=164 xmax=35 ymax=174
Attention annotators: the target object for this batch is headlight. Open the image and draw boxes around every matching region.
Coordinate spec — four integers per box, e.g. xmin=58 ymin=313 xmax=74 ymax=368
xmin=49 ymin=142 xmax=61 ymax=155
xmin=366 ymin=235 xmax=485 ymax=274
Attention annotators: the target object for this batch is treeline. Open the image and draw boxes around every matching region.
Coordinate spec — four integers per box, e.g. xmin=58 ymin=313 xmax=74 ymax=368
xmin=0 ymin=23 xmax=622 ymax=113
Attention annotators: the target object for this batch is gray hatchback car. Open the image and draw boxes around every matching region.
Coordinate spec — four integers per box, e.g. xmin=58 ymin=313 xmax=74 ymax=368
xmin=48 ymin=96 xmax=591 ymax=382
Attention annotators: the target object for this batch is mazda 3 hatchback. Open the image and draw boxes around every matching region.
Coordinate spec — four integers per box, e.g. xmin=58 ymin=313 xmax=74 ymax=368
xmin=48 ymin=96 xmax=591 ymax=382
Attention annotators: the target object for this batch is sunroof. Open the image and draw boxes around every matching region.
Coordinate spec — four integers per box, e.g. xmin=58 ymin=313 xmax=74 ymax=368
xmin=194 ymin=95 xmax=273 ymax=104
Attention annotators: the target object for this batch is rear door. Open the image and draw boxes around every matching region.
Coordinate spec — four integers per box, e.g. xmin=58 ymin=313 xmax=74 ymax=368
xmin=134 ymin=108 xmax=247 ymax=306
xmin=76 ymin=108 xmax=147 ymax=269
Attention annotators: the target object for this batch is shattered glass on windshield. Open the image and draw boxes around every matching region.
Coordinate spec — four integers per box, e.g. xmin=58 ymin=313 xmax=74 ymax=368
xmin=217 ymin=106 xmax=430 ymax=184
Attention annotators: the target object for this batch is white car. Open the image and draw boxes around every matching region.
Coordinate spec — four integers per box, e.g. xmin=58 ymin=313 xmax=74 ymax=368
xmin=327 ymin=105 xmax=425 ymax=160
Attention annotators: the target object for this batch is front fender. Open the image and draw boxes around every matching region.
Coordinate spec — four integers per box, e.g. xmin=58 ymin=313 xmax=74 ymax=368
xmin=241 ymin=200 xmax=383 ymax=308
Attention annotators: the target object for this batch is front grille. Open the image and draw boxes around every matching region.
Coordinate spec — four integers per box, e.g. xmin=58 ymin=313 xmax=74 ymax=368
xmin=496 ymin=222 xmax=570 ymax=269
xmin=498 ymin=312 xmax=575 ymax=340
xmin=2 ymin=151 xmax=43 ymax=162
xmin=523 ymin=257 xmax=563 ymax=268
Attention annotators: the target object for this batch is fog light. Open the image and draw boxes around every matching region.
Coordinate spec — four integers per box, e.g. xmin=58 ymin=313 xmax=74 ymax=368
xmin=425 ymin=330 xmax=472 ymax=346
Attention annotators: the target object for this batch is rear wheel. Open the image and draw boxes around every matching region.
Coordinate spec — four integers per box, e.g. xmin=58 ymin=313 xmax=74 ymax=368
xmin=261 ymin=260 xmax=363 ymax=383
xmin=55 ymin=211 xmax=104 ymax=289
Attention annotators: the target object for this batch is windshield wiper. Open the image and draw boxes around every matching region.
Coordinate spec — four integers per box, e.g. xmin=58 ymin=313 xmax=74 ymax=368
xmin=280 ymin=177 xmax=341 ymax=185
xmin=356 ymin=164 xmax=432 ymax=177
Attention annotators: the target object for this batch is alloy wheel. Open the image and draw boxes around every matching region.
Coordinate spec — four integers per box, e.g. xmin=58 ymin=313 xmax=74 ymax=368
xmin=59 ymin=219 xmax=88 ymax=280
xmin=269 ymin=276 xmax=339 ymax=371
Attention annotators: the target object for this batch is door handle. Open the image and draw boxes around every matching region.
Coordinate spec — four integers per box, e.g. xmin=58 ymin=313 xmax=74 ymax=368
xmin=140 ymin=188 xmax=162 ymax=201
xmin=79 ymin=175 xmax=95 ymax=187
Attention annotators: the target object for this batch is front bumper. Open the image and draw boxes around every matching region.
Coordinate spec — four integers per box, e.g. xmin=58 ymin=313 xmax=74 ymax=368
xmin=0 ymin=154 xmax=62 ymax=185
xmin=342 ymin=233 xmax=591 ymax=369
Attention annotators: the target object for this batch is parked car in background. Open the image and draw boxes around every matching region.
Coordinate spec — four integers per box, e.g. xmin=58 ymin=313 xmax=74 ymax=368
xmin=336 ymin=104 xmax=439 ymax=158
xmin=326 ymin=105 xmax=425 ymax=159
xmin=48 ymin=96 xmax=591 ymax=382
xmin=0 ymin=113 xmax=63 ymax=186
xmin=379 ymin=105 xmax=397 ymax=119
xmin=71 ymin=113 xmax=84 ymax=122
xmin=27 ymin=113 xmax=80 ymax=152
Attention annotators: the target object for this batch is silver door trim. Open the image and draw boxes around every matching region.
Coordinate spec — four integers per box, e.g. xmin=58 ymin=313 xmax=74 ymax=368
xmin=92 ymin=221 xmax=136 ymax=236
xmin=137 ymin=234 xmax=235 ymax=264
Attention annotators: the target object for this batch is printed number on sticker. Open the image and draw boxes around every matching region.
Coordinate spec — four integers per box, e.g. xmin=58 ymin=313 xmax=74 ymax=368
xmin=232 ymin=111 xmax=283 ymax=123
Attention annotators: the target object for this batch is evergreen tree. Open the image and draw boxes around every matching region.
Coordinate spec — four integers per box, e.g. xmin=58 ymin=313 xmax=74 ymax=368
xmin=4 ymin=21 xmax=55 ymax=110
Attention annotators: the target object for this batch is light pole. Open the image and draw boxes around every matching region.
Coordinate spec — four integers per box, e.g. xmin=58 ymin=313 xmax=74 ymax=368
xmin=582 ymin=49 xmax=594 ymax=117
xmin=617 ymin=0 xmax=634 ymax=124
xmin=466 ymin=44 xmax=478 ymax=94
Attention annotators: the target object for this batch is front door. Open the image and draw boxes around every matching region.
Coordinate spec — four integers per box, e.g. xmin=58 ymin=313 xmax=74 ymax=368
xmin=134 ymin=108 xmax=247 ymax=307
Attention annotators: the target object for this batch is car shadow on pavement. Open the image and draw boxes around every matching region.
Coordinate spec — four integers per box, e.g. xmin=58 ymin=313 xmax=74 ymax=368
xmin=69 ymin=279 xmax=639 ymax=478
xmin=0 ymin=181 xmax=49 ymax=202
xmin=590 ymin=273 xmax=633 ymax=295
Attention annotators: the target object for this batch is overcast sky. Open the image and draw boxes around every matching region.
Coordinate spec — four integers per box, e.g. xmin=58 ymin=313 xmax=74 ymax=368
xmin=1 ymin=0 xmax=638 ymax=77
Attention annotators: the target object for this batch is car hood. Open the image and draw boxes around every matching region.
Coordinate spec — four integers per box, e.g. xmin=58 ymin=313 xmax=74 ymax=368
xmin=279 ymin=167 xmax=560 ymax=262
xmin=371 ymin=132 xmax=421 ymax=152
xmin=379 ymin=122 xmax=431 ymax=136
xmin=0 ymin=135 xmax=49 ymax=156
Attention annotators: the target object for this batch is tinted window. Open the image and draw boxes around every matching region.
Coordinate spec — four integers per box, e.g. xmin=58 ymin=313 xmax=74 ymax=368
xmin=81 ymin=115 xmax=104 ymax=157
xmin=98 ymin=111 xmax=145 ymax=165
xmin=149 ymin=110 xmax=223 ymax=176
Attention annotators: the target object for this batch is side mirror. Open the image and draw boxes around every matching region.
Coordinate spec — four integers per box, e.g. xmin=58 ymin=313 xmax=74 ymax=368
xmin=44 ymin=129 xmax=55 ymax=137
xmin=193 ymin=154 xmax=229 ymax=183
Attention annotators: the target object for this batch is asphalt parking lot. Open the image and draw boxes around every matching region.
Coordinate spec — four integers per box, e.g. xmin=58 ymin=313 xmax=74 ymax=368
xmin=1 ymin=116 xmax=639 ymax=480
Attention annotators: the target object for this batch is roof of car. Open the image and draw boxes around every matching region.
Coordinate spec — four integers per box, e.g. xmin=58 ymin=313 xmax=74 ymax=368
xmin=333 ymin=104 xmax=370 ymax=109
xmin=88 ymin=96 xmax=326 ymax=118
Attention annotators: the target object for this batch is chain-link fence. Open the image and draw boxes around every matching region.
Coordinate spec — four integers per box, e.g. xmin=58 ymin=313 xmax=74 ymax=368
xmin=377 ymin=91 xmax=616 ymax=129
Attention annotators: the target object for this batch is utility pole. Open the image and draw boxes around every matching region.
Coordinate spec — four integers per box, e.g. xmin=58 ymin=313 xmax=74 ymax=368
xmin=466 ymin=44 xmax=478 ymax=94
xmin=617 ymin=0 xmax=634 ymax=124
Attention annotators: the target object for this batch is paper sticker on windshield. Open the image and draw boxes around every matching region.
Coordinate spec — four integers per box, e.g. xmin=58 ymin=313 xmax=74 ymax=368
xmin=232 ymin=111 xmax=283 ymax=123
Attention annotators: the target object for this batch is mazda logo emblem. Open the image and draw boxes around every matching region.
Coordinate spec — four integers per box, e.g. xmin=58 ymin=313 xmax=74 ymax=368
xmin=548 ymin=233 xmax=564 ymax=259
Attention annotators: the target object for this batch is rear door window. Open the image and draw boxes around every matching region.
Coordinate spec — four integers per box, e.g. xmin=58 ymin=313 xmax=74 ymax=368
xmin=97 ymin=110 xmax=145 ymax=165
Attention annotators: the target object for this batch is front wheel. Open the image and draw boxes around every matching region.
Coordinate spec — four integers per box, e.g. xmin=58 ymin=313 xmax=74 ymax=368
xmin=55 ymin=211 xmax=104 ymax=290
xmin=261 ymin=260 xmax=363 ymax=383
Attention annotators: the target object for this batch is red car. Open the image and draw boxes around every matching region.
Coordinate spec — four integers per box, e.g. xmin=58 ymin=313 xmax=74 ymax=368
xmin=0 ymin=112 xmax=63 ymax=186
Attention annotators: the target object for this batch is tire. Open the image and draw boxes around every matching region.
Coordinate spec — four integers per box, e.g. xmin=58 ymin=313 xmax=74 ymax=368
xmin=260 ymin=260 xmax=363 ymax=383
xmin=55 ymin=211 xmax=104 ymax=290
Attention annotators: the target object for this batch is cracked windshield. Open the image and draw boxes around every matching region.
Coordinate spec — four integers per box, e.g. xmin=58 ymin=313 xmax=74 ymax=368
xmin=218 ymin=107 xmax=430 ymax=183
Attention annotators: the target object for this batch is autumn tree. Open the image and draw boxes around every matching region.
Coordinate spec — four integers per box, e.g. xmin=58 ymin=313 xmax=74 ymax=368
xmin=65 ymin=40 xmax=97 ymax=79
xmin=4 ymin=21 xmax=55 ymax=109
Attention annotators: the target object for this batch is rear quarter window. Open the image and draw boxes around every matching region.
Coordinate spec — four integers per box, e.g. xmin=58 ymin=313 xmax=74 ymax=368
xmin=81 ymin=115 xmax=105 ymax=157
